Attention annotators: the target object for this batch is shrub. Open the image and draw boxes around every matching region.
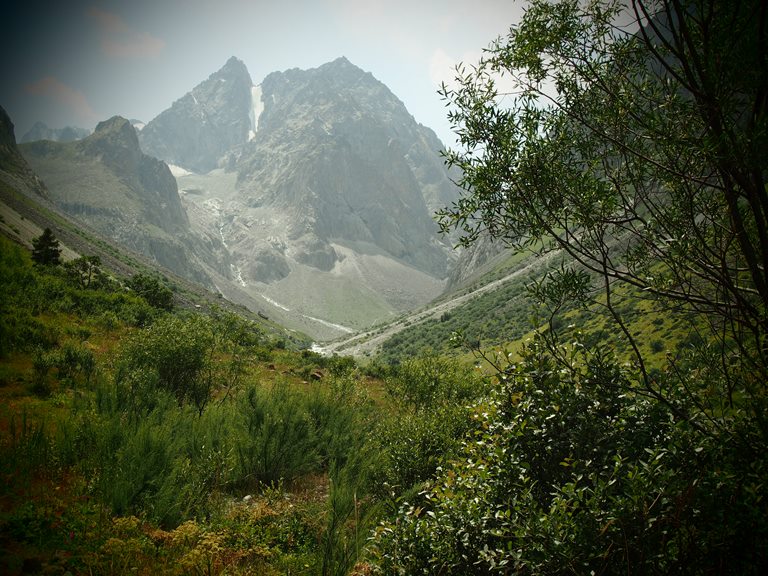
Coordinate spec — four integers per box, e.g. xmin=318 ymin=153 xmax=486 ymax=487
xmin=370 ymin=354 xmax=486 ymax=494
xmin=127 ymin=273 xmax=174 ymax=311
xmin=371 ymin=340 xmax=768 ymax=574
xmin=115 ymin=315 xmax=215 ymax=414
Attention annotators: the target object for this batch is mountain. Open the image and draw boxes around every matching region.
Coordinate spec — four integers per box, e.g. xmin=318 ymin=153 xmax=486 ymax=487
xmin=20 ymin=121 xmax=90 ymax=143
xmin=446 ymin=232 xmax=510 ymax=290
xmin=139 ymin=56 xmax=254 ymax=174
xmin=0 ymin=105 xmax=48 ymax=199
xmin=141 ymin=56 xmax=460 ymax=338
xmin=229 ymin=57 xmax=452 ymax=280
xmin=19 ymin=116 xmax=229 ymax=285
xmin=5 ymin=57 xmax=464 ymax=340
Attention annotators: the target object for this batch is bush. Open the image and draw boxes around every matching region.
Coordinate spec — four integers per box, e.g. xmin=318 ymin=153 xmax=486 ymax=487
xmin=115 ymin=315 xmax=215 ymax=414
xmin=127 ymin=273 xmax=174 ymax=311
xmin=385 ymin=352 xmax=481 ymax=409
xmin=370 ymin=340 xmax=768 ymax=574
xmin=370 ymin=354 xmax=486 ymax=494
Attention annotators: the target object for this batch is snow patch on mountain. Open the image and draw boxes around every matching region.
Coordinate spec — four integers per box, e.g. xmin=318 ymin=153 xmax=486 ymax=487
xmin=249 ymin=85 xmax=264 ymax=141
xmin=168 ymin=164 xmax=192 ymax=177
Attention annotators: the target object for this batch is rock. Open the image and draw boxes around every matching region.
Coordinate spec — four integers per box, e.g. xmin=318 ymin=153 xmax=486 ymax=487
xmin=139 ymin=56 xmax=253 ymax=173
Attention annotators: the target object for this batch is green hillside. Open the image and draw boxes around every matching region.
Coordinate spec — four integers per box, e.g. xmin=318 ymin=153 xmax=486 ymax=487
xmin=2 ymin=0 xmax=767 ymax=573
xmin=0 ymin=231 xmax=495 ymax=574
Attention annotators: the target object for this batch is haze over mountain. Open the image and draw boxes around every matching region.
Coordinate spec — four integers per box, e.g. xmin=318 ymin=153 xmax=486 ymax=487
xmin=136 ymin=56 xmax=461 ymax=338
xmin=20 ymin=122 xmax=90 ymax=144
xmin=20 ymin=116 xmax=229 ymax=286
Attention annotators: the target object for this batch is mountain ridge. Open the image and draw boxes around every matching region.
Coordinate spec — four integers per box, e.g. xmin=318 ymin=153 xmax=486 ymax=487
xmin=7 ymin=56 xmax=465 ymax=340
xmin=139 ymin=56 xmax=254 ymax=174
xmin=141 ymin=56 xmax=460 ymax=338
xmin=20 ymin=116 xmax=229 ymax=286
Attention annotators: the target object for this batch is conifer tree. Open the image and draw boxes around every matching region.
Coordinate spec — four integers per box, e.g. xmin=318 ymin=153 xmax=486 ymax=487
xmin=31 ymin=227 xmax=61 ymax=266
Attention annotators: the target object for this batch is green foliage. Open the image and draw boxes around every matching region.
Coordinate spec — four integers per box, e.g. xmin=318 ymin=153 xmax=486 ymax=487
xmin=385 ymin=352 xmax=480 ymax=409
xmin=31 ymin=227 xmax=61 ymax=266
xmin=63 ymin=255 xmax=106 ymax=289
xmin=0 ymin=220 xmax=378 ymax=574
xmin=127 ymin=272 xmax=174 ymax=310
xmin=235 ymin=384 xmax=323 ymax=487
xmin=371 ymin=354 xmax=486 ymax=494
xmin=371 ymin=341 xmax=768 ymax=574
xmin=379 ymin=271 xmax=534 ymax=362
xmin=115 ymin=314 xmax=217 ymax=414
xmin=0 ymin=234 xmax=159 ymax=362
xmin=371 ymin=1 xmax=768 ymax=572
xmin=438 ymin=0 xmax=768 ymax=385
xmin=235 ymin=375 xmax=371 ymax=490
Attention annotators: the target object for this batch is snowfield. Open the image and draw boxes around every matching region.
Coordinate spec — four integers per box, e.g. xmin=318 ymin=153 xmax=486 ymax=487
xmin=249 ymin=85 xmax=265 ymax=141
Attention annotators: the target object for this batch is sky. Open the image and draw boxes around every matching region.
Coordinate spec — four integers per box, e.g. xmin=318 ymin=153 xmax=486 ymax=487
xmin=1 ymin=0 xmax=527 ymax=147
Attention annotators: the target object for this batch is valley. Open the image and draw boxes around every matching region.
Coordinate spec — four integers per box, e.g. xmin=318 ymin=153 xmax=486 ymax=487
xmin=1 ymin=1 xmax=766 ymax=571
xmin=319 ymin=246 xmax=559 ymax=357
xmin=13 ymin=56 xmax=459 ymax=341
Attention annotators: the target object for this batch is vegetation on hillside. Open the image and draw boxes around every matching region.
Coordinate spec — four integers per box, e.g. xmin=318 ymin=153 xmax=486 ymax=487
xmin=2 ymin=0 xmax=767 ymax=573
xmin=371 ymin=0 xmax=768 ymax=573
xmin=0 ymin=233 xmax=486 ymax=574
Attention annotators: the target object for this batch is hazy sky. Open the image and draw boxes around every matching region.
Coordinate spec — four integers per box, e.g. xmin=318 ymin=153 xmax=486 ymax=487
xmin=2 ymin=0 xmax=526 ymax=147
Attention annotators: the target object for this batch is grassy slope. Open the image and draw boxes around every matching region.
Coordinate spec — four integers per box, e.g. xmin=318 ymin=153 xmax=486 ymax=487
xmin=0 ymin=235 xmax=380 ymax=574
xmin=21 ymin=146 xmax=143 ymax=217
xmin=369 ymin=239 xmax=702 ymax=371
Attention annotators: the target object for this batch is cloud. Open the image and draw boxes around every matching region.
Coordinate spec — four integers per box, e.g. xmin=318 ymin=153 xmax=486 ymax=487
xmin=429 ymin=48 xmax=482 ymax=90
xmin=24 ymin=77 xmax=100 ymax=125
xmin=87 ymin=7 xmax=165 ymax=58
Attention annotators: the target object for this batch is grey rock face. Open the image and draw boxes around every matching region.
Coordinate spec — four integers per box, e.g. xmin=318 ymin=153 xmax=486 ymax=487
xmin=235 ymin=57 xmax=455 ymax=278
xmin=139 ymin=56 xmax=253 ymax=173
xmin=84 ymin=116 xmax=189 ymax=232
xmin=20 ymin=116 xmax=229 ymax=286
xmin=0 ymin=105 xmax=49 ymax=198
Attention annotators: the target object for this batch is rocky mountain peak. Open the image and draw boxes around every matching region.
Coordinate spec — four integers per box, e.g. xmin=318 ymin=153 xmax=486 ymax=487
xmin=0 ymin=105 xmax=16 ymax=149
xmin=139 ymin=57 xmax=254 ymax=173
xmin=20 ymin=121 xmax=90 ymax=143
xmin=219 ymin=55 xmax=250 ymax=78
xmin=80 ymin=116 xmax=143 ymax=176
xmin=0 ymin=105 xmax=49 ymax=198
xmin=234 ymin=58 xmax=456 ymax=280
xmin=91 ymin=116 xmax=140 ymax=149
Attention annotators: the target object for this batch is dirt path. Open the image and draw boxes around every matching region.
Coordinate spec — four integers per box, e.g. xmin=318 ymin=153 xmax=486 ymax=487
xmin=318 ymin=249 xmax=558 ymax=357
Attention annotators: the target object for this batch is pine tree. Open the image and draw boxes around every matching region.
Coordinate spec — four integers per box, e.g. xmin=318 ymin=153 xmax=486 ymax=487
xmin=31 ymin=227 xmax=62 ymax=266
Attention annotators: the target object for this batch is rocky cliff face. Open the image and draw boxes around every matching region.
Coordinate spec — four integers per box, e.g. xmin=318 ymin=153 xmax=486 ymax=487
xmin=446 ymin=231 xmax=510 ymax=290
xmin=138 ymin=56 xmax=461 ymax=336
xmin=20 ymin=116 xmax=229 ymax=285
xmin=232 ymin=57 xmax=455 ymax=281
xmin=83 ymin=116 xmax=190 ymax=232
xmin=0 ymin=105 xmax=49 ymax=198
xmin=139 ymin=56 xmax=253 ymax=174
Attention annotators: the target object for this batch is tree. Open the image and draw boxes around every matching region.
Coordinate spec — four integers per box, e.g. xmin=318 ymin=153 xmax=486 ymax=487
xmin=64 ymin=255 xmax=104 ymax=289
xmin=127 ymin=273 xmax=174 ymax=310
xmin=372 ymin=1 xmax=768 ymax=572
xmin=438 ymin=0 xmax=767 ymax=416
xmin=31 ymin=227 xmax=61 ymax=266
